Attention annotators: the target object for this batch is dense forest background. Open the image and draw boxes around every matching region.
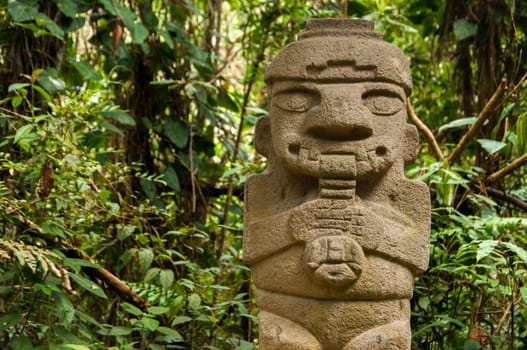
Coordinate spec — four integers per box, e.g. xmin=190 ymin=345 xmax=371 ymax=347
xmin=1 ymin=0 xmax=527 ymax=349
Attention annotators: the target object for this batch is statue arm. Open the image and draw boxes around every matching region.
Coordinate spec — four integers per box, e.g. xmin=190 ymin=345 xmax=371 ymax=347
xmin=243 ymin=210 xmax=296 ymax=265
xmin=359 ymin=181 xmax=430 ymax=274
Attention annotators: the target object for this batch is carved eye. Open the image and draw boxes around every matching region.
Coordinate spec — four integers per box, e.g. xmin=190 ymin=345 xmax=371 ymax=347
xmin=362 ymin=91 xmax=404 ymax=116
xmin=273 ymin=90 xmax=320 ymax=112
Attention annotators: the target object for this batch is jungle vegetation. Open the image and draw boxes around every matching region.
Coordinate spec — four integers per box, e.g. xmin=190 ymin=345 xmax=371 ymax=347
xmin=1 ymin=0 xmax=527 ymax=349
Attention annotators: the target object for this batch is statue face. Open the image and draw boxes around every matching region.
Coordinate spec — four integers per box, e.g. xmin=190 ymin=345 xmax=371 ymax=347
xmin=269 ymin=81 xmax=407 ymax=179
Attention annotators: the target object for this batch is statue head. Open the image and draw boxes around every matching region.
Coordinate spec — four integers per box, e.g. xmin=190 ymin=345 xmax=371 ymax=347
xmin=256 ymin=19 xmax=418 ymax=181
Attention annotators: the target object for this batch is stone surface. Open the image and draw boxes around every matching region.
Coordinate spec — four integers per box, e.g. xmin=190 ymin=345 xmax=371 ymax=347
xmin=244 ymin=18 xmax=430 ymax=349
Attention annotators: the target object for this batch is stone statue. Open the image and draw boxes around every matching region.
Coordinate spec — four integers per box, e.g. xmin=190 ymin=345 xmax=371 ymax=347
xmin=243 ymin=19 xmax=430 ymax=349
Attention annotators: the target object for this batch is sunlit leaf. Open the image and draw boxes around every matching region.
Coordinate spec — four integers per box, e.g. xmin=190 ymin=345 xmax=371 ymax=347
xmin=159 ymin=269 xmax=174 ymax=289
xmin=141 ymin=317 xmax=159 ymax=331
xmin=476 ymin=240 xmax=498 ymax=262
xmin=8 ymin=83 xmax=30 ymax=92
xmin=138 ymin=248 xmax=154 ymax=272
xmin=438 ymin=117 xmax=476 ymax=135
xmin=477 ymin=139 xmax=507 ymax=154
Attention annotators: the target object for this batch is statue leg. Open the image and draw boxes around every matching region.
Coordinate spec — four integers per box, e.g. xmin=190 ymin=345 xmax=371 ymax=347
xmin=259 ymin=310 xmax=321 ymax=350
xmin=343 ymin=320 xmax=410 ymax=350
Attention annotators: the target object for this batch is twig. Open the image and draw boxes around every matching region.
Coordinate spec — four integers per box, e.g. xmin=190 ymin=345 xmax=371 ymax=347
xmin=503 ymin=71 xmax=527 ymax=101
xmin=486 ymin=188 xmax=527 ymax=212
xmin=446 ymin=78 xmax=508 ymax=165
xmin=407 ymin=98 xmax=444 ymax=160
xmin=189 ymin=123 xmax=196 ymax=212
xmin=487 ymin=153 xmax=527 ymax=183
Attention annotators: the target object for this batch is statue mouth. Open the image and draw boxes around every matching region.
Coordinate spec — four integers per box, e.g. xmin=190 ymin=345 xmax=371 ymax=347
xmin=306 ymin=125 xmax=373 ymax=142
xmin=286 ymin=139 xmax=391 ymax=176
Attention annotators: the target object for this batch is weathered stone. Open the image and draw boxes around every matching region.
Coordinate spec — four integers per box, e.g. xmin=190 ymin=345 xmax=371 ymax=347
xmin=244 ymin=18 xmax=430 ymax=349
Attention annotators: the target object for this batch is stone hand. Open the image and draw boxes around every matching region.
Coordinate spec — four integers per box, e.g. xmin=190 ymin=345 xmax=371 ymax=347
xmin=289 ymin=199 xmax=377 ymax=242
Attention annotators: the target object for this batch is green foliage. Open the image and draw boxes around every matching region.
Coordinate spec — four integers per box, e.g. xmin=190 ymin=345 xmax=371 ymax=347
xmin=0 ymin=0 xmax=526 ymax=349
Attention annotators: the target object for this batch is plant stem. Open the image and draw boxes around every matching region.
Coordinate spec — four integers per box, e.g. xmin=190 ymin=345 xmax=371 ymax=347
xmin=446 ymin=78 xmax=507 ymax=166
xmin=407 ymin=98 xmax=444 ymax=160
xmin=487 ymin=152 xmax=527 ymax=183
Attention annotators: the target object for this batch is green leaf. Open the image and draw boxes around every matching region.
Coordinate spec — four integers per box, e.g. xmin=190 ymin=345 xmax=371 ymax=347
xmin=476 ymin=240 xmax=498 ymax=262
xmin=187 ymin=293 xmax=201 ymax=310
xmin=501 ymin=241 xmax=527 ymax=265
xmin=477 ymin=139 xmax=507 ymax=154
xmin=116 ymin=3 xmax=137 ymax=29
xmin=63 ymin=258 xmax=98 ymax=273
xmin=98 ymin=325 xmax=133 ymax=336
xmin=516 ymin=112 xmax=527 ymax=154
xmin=8 ymin=83 xmax=29 ymax=92
xmin=56 ymin=0 xmax=85 ymax=17
xmin=163 ymin=166 xmax=180 ymax=192
xmin=453 ymin=18 xmax=478 ymax=41
xmin=10 ymin=335 xmax=33 ymax=350
xmin=0 ymin=286 xmax=12 ymax=295
xmin=101 ymin=121 xmax=124 ymax=136
xmin=438 ymin=117 xmax=476 ymax=135
xmin=117 ymin=225 xmax=135 ymax=241
xmin=60 ymin=345 xmax=92 ymax=350
xmin=418 ymin=296 xmax=430 ymax=310
xmin=14 ymin=124 xmax=35 ymax=144
xmin=130 ymin=22 xmax=149 ymax=43
xmin=99 ymin=0 xmax=117 ymax=15
xmin=11 ymin=95 xmax=23 ymax=108
xmin=54 ymin=291 xmax=75 ymax=327
xmin=101 ymin=110 xmax=136 ymax=126
xmin=148 ymin=306 xmax=169 ymax=315
xmin=140 ymin=178 xmax=156 ymax=200
xmin=8 ymin=0 xmax=39 ymax=22
xmin=144 ymin=267 xmax=160 ymax=281
xmin=36 ymin=68 xmax=65 ymax=92
xmin=157 ymin=326 xmax=182 ymax=341
xmin=141 ymin=317 xmax=159 ymax=331
xmin=138 ymin=248 xmax=154 ymax=272
xmin=69 ymin=273 xmax=107 ymax=299
xmin=71 ymin=60 xmax=103 ymax=81
xmin=36 ymin=13 xmax=64 ymax=38
xmin=464 ymin=339 xmax=482 ymax=350
xmin=163 ymin=119 xmax=188 ymax=148
xmin=235 ymin=340 xmax=254 ymax=350
xmin=121 ymin=302 xmax=143 ymax=316
xmin=217 ymin=90 xmax=240 ymax=112
xmin=171 ymin=316 xmax=192 ymax=326
xmin=32 ymin=85 xmax=51 ymax=102
xmin=159 ymin=269 xmax=174 ymax=289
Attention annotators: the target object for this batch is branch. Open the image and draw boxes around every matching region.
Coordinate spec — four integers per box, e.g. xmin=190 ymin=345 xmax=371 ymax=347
xmin=446 ymin=78 xmax=508 ymax=165
xmin=66 ymin=249 xmax=150 ymax=311
xmin=487 ymin=153 xmax=527 ymax=183
xmin=9 ymin=214 xmax=149 ymax=309
xmin=486 ymin=188 xmax=527 ymax=212
xmin=407 ymin=98 xmax=444 ymax=160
